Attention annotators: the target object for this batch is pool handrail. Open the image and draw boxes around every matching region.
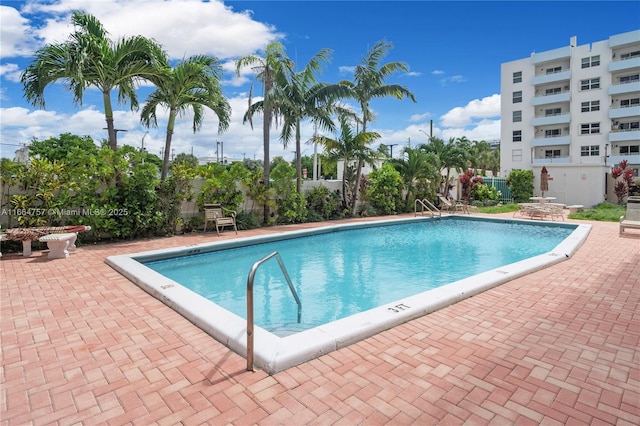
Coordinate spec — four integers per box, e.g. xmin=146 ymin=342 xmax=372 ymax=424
xmin=415 ymin=198 xmax=441 ymax=218
xmin=246 ymin=251 xmax=302 ymax=371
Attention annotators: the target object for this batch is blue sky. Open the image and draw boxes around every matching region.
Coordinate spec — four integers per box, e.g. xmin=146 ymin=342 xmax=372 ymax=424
xmin=1 ymin=0 xmax=639 ymax=161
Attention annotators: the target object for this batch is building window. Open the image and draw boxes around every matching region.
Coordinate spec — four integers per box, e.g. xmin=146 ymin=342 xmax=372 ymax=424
xmin=580 ymin=123 xmax=600 ymax=134
xmin=545 ymin=129 xmax=561 ymax=137
xmin=513 ymin=71 xmax=522 ymax=83
xmin=545 ymin=87 xmax=562 ymax=95
xmin=546 ymin=66 xmax=562 ymax=74
xmin=580 ymin=78 xmax=600 ymax=90
xmin=620 ymin=51 xmax=640 ymax=60
xmin=513 ymin=111 xmax=522 ymax=122
xmin=619 ymin=121 xmax=640 ymax=131
xmin=619 ymin=145 xmax=640 ymax=155
xmin=512 ymin=149 xmax=522 ymax=162
xmin=620 ymin=98 xmax=640 ymax=107
xmin=581 ymin=55 xmax=600 ymax=68
xmin=512 ymin=91 xmax=522 ymax=103
xmin=580 ymin=145 xmax=600 ymax=156
xmin=545 ymin=108 xmax=561 ymax=116
xmin=545 ymin=149 xmax=561 ymax=158
xmin=513 ymin=130 xmax=522 ymax=142
xmin=581 ymin=100 xmax=600 ymax=112
xmin=620 ymin=74 xmax=640 ymax=84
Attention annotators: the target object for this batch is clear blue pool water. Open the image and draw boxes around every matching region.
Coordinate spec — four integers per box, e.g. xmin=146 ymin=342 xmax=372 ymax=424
xmin=144 ymin=218 xmax=574 ymax=336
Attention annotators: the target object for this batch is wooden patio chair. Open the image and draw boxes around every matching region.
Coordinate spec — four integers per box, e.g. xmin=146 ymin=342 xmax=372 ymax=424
xmin=204 ymin=204 xmax=238 ymax=236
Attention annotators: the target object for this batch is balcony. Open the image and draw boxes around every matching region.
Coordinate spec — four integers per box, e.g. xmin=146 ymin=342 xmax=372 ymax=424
xmin=531 ymin=46 xmax=571 ymax=64
xmin=608 ymin=81 xmax=640 ymax=96
xmin=531 ymin=92 xmax=571 ymax=106
xmin=531 ymin=135 xmax=571 ymax=147
xmin=531 ymin=113 xmax=570 ymax=127
xmin=609 ymin=57 xmax=640 ymax=72
xmin=609 ymin=30 xmax=640 ymax=48
xmin=607 ymin=153 xmax=640 ymax=166
xmin=531 ymin=70 xmax=571 ymax=86
xmin=609 ymin=105 xmax=640 ymax=119
xmin=609 ymin=129 xmax=640 ymax=143
xmin=532 ymin=156 xmax=571 ymax=165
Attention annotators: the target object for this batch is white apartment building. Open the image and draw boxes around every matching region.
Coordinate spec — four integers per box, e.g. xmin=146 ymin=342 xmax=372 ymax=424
xmin=500 ymin=29 xmax=640 ymax=207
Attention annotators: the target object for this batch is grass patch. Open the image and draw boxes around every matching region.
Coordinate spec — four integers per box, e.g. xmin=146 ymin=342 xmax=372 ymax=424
xmin=476 ymin=203 xmax=520 ymax=214
xmin=568 ymin=202 xmax=625 ymax=222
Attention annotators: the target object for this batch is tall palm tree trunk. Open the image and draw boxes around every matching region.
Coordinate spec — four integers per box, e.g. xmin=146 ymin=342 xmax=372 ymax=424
xmin=103 ymin=91 xmax=118 ymax=150
xmin=161 ymin=111 xmax=177 ymax=180
xmin=350 ymin=121 xmax=367 ymax=216
xmin=262 ymin=105 xmax=271 ymax=224
xmin=295 ymin=122 xmax=302 ymax=193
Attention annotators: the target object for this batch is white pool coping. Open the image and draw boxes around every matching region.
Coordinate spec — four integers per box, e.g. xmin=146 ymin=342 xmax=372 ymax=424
xmin=106 ymin=216 xmax=591 ymax=374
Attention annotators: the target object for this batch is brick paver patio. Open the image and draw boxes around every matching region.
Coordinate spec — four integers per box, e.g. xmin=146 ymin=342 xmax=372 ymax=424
xmin=1 ymin=214 xmax=639 ymax=425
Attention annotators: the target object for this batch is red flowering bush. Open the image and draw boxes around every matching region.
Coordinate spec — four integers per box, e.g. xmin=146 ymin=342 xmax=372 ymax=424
xmin=611 ymin=160 xmax=636 ymax=204
xmin=459 ymin=169 xmax=484 ymax=202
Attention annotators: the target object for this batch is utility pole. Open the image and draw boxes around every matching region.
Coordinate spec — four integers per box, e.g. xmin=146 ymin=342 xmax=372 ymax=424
xmin=104 ymin=128 xmax=127 ymax=146
xmin=388 ymin=143 xmax=398 ymax=158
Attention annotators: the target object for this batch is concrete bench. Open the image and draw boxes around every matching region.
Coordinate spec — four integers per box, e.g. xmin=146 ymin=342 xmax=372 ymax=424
xmin=38 ymin=233 xmax=78 ymax=259
xmin=2 ymin=225 xmax=91 ymax=256
xmin=620 ymin=197 xmax=640 ymax=235
xmin=620 ymin=217 xmax=640 ymax=235
xmin=567 ymin=205 xmax=584 ymax=215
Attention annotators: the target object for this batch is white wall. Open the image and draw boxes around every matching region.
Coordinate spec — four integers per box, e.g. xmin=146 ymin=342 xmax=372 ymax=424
xmin=532 ymin=164 xmax=608 ymax=207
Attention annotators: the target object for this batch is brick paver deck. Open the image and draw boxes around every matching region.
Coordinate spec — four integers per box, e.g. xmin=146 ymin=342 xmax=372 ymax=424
xmin=1 ymin=214 xmax=639 ymax=425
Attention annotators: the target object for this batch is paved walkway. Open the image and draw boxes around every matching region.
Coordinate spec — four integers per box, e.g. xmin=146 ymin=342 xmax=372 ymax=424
xmin=1 ymin=214 xmax=639 ymax=425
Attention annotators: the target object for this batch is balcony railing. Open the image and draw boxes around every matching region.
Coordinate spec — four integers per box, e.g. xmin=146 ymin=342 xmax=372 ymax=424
xmin=532 ymin=156 xmax=571 ymax=164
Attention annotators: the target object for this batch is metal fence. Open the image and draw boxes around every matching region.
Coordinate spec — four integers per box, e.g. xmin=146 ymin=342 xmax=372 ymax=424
xmin=482 ymin=177 xmax=512 ymax=203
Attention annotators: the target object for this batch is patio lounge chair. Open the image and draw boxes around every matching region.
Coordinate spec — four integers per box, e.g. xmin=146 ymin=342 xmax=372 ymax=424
xmin=204 ymin=204 xmax=237 ymax=236
xmin=437 ymin=194 xmax=469 ymax=214
xmin=620 ymin=196 xmax=640 ymax=235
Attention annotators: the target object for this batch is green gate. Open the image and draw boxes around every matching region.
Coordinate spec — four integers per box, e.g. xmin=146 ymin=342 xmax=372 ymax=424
xmin=483 ymin=177 xmax=512 ymax=203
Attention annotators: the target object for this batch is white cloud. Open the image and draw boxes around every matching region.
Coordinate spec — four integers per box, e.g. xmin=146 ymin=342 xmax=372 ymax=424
xmin=5 ymin=0 xmax=282 ymax=60
xmin=0 ymin=63 xmax=21 ymax=82
xmin=0 ymin=5 xmax=38 ymax=57
xmin=405 ymin=71 xmax=421 ymax=77
xmin=440 ymin=75 xmax=466 ymax=85
xmin=431 ymin=70 xmax=444 ymax=75
xmin=439 ymin=94 xmax=500 ymax=127
xmin=440 ymin=119 xmax=501 ymax=142
xmin=408 ymin=112 xmax=432 ymax=122
xmin=338 ymin=66 xmax=356 ymax=75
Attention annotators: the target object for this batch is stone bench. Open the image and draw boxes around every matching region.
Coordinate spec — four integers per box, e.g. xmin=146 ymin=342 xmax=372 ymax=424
xmin=567 ymin=205 xmax=584 ymax=215
xmin=38 ymin=233 xmax=78 ymax=259
xmin=2 ymin=225 xmax=91 ymax=256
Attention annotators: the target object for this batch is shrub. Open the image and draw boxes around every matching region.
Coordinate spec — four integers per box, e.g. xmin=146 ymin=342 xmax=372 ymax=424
xmin=305 ymin=185 xmax=340 ymax=220
xmin=235 ymin=211 xmax=262 ymax=230
xmin=271 ymin=162 xmax=307 ymax=224
xmin=472 ymin=183 xmax=500 ymax=205
xmin=197 ymin=162 xmax=244 ymax=211
xmin=507 ymin=169 xmax=534 ymax=203
xmin=365 ymin=163 xmax=403 ymax=215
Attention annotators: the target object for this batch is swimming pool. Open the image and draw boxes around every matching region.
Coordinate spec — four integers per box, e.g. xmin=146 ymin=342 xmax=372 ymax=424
xmin=107 ymin=216 xmax=591 ymax=373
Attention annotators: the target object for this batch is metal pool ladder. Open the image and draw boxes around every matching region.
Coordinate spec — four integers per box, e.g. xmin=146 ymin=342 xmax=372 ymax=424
xmin=246 ymin=251 xmax=302 ymax=371
xmin=415 ymin=198 xmax=441 ymax=218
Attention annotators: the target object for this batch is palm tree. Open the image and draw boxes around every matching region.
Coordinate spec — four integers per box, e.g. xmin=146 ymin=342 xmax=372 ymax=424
xmin=318 ymin=113 xmax=380 ymax=211
xmin=338 ymin=40 xmax=416 ymax=215
xmin=267 ymin=48 xmax=346 ymax=192
xmin=418 ymin=137 xmax=468 ymax=198
xmin=140 ymin=55 xmax=231 ymax=180
xmin=21 ymin=11 xmax=166 ymax=150
xmin=235 ymin=42 xmax=294 ymax=224
xmin=389 ymin=147 xmax=439 ymax=211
